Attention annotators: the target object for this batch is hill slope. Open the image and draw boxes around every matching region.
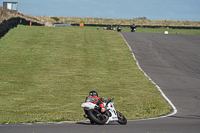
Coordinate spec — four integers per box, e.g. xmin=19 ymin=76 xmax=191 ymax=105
xmin=0 ymin=6 xmax=43 ymax=25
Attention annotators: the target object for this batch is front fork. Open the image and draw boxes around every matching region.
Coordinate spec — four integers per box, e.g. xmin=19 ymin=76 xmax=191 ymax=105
xmin=83 ymin=109 xmax=88 ymax=118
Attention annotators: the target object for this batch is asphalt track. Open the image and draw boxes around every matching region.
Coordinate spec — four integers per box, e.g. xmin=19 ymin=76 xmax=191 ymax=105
xmin=1 ymin=32 xmax=200 ymax=133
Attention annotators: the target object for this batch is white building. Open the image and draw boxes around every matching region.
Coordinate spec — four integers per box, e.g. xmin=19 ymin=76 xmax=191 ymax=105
xmin=3 ymin=2 xmax=18 ymax=11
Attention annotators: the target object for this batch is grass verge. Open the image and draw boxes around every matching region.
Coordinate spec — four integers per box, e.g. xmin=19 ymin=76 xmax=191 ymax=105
xmin=0 ymin=25 xmax=172 ymax=124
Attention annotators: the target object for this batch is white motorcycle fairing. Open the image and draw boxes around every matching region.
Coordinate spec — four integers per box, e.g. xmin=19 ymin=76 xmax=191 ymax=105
xmin=104 ymin=101 xmax=119 ymax=124
xmin=81 ymin=102 xmax=96 ymax=110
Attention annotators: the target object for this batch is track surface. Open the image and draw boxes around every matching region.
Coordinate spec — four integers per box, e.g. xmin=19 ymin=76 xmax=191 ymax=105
xmin=1 ymin=32 xmax=200 ymax=133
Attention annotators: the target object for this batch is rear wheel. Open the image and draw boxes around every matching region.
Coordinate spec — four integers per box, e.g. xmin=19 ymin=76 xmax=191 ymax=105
xmin=88 ymin=110 xmax=105 ymax=125
xmin=117 ymin=111 xmax=127 ymax=125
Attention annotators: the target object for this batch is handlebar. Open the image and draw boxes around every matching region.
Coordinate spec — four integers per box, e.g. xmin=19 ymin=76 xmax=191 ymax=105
xmin=105 ymin=98 xmax=114 ymax=107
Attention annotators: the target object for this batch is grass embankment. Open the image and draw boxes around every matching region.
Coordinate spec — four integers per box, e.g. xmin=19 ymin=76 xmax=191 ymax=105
xmin=0 ymin=6 xmax=43 ymax=24
xmin=37 ymin=16 xmax=200 ymax=27
xmin=0 ymin=25 xmax=171 ymax=124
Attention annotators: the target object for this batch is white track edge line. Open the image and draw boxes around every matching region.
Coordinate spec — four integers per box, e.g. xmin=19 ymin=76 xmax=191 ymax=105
xmin=119 ymin=33 xmax=177 ymax=121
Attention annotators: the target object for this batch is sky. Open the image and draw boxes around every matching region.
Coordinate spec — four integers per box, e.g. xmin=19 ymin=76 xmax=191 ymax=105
xmin=1 ymin=0 xmax=200 ymax=21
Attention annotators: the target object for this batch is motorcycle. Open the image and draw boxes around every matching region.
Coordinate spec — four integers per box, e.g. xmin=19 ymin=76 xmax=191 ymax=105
xmin=130 ymin=23 xmax=136 ymax=32
xmin=81 ymin=97 xmax=127 ymax=125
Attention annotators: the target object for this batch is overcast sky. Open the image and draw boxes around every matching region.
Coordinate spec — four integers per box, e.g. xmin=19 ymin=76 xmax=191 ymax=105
xmin=1 ymin=0 xmax=200 ymax=21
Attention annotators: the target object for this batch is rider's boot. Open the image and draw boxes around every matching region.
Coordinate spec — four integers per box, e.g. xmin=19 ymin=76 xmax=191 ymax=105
xmin=83 ymin=114 xmax=88 ymax=118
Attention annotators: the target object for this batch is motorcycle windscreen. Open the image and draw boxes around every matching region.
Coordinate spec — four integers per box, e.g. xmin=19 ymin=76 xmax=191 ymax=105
xmin=85 ymin=96 xmax=97 ymax=102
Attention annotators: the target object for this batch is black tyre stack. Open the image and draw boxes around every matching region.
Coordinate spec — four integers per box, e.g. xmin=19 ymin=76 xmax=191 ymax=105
xmin=0 ymin=17 xmax=44 ymax=39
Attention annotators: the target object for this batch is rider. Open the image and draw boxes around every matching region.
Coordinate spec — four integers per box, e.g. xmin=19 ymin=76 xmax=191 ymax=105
xmin=84 ymin=90 xmax=110 ymax=118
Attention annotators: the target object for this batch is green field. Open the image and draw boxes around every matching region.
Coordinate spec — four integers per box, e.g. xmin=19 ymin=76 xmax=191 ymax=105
xmin=0 ymin=25 xmax=172 ymax=124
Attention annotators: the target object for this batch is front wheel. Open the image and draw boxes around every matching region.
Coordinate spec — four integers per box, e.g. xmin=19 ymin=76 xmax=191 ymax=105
xmin=88 ymin=110 xmax=105 ymax=125
xmin=117 ymin=111 xmax=127 ymax=125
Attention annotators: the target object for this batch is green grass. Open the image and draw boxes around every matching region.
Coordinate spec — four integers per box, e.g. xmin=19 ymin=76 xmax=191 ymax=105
xmin=0 ymin=25 xmax=172 ymax=124
xmin=118 ymin=27 xmax=200 ymax=34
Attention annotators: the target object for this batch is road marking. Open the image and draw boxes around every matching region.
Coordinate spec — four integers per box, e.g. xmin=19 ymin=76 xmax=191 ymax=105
xmin=119 ymin=33 xmax=177 ymax=121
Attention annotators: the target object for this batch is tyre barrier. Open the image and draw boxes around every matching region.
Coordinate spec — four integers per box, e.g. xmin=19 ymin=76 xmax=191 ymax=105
xmin=0 ymin=17 xmax=44 ymax=39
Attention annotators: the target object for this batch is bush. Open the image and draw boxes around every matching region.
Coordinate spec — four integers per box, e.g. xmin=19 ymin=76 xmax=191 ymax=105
xmin=51 ymin=17 xmax=60 ymax=22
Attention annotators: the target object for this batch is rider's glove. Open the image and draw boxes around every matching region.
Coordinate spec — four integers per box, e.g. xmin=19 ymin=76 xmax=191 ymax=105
xmin=101 ymin=97 xmax=105 ymax=102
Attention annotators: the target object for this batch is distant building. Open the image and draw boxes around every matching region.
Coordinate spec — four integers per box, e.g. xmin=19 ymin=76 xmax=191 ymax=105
xmin=3 ymin=2 xmax=18 ymax=11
